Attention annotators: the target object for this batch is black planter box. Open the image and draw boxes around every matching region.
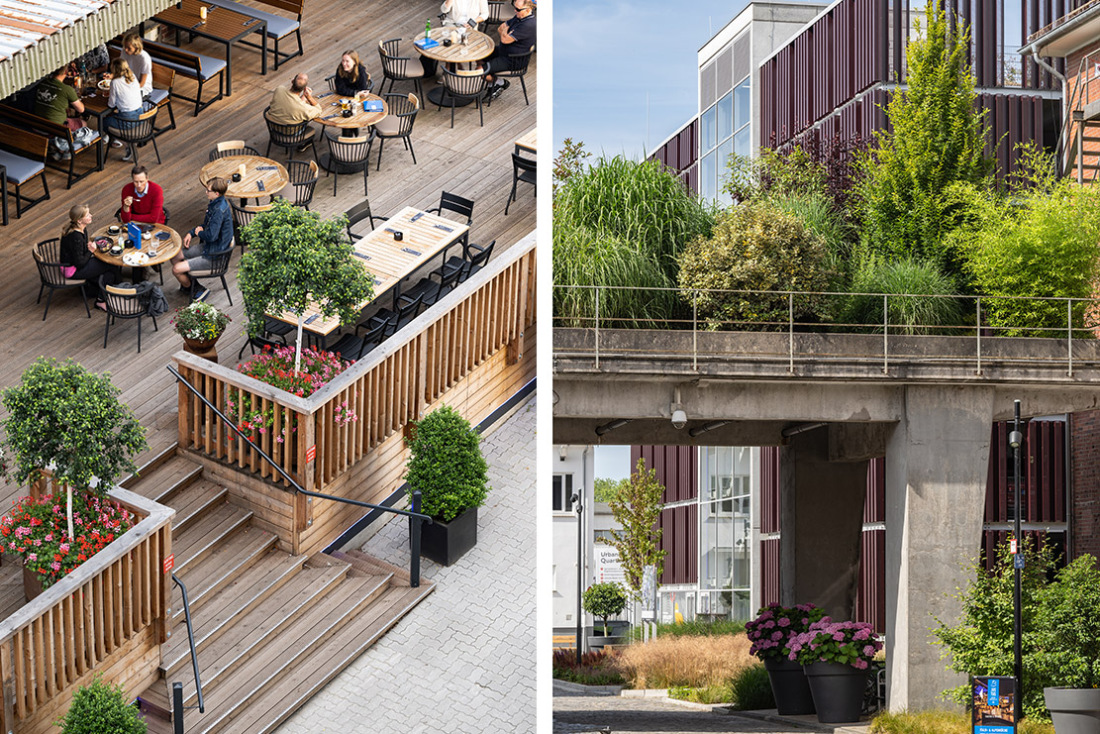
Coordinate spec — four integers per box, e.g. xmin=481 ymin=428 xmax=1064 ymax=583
xmin=419 ymin=506 xmax=478 ymax=566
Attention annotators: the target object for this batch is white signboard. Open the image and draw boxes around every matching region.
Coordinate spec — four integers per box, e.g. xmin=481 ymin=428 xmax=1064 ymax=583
xmin=596 ymin=546 xmax=625 ymax=585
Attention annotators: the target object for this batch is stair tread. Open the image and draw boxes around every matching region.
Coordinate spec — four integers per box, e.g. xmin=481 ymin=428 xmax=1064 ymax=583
xmin=162 ymin=551 xmax=317 ymax=675
xmin=192 ymin=583 xmax=433 ymax=734
xmin=338 ymin=548 xmax=421 ymax=584
xmin=172 ymin=504 xmax=253 ymax=571
xmin=171 ymin=526 xmax=278 ymax=619
xmin=174 ymin=574 xmax=399 ymax=733
xmin=124 ymin=454 xmax=204 ymax=502
xmin=169 ymin=480 xmax=229 ymax=531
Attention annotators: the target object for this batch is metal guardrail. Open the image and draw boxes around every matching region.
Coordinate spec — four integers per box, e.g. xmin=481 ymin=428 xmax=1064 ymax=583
xmin=170 ymin=573 xmax=204 ymax=733
xmin=553 ymin=285 xmax=1100 ymax=378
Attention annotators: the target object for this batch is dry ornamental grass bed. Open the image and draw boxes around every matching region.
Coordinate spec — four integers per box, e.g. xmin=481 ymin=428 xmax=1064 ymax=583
xmin=614 ymin=632 xmax=756 ymax=689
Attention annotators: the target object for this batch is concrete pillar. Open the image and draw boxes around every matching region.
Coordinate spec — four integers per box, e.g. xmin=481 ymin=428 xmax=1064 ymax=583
xmin=885 ymin=386 xmax=994 ymax=712
xmin=779 ymin=426 xmax=868 ymax=620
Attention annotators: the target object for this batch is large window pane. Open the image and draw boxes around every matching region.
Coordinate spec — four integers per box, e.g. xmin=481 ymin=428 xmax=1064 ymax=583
xmin=700 ymin=151 xmax=716 ymax=201
xmin=716 ymin=138 xmax=733 ymax=207
xmin=717 ymin=92 xmax=733 ymax=143
xmin=734 ymin=77 xmax=750 ymax=131
xmin=701 ymin=105 xmax=717 ymax=153
xmin=734 ymin=127 xmax=751 ymax=159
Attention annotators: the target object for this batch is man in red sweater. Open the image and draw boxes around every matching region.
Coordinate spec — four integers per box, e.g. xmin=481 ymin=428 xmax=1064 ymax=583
xmin=119 ymin=165 xmax=165 ymax=224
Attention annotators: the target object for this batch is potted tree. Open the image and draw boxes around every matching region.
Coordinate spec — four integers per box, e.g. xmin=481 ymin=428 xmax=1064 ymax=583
xmin=404 ymin=405 xmax=490 ymax=566
xmin=173 ymin=300 xmax=231 ymax=360
xmin=745 ymin=602 xmax=826 ymax=715
xmin=789 ymin=618 xmax=882 ymax=723
xmin=56 ymin=674 xmax=147 ymax=734
xmin=238 ymin=199 xmax=373 ymax=373
xmin=582 ymin=582 xmax=627 ymax=649
xmin=1038 ymin=555 xmax=1100 ymax=733
xmin=1 ymin=358 xmax=147 ymax=592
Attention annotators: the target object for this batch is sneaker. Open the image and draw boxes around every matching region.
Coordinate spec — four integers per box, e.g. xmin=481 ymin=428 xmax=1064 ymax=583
xmin=121 ymin=146 xmax=133 ymax=162
xmin=192 ymin=285 xmax=208 ymax=302
xmin=178 ymin=284 xmax=191 ymax=294
xmin=488 ymin=83 xmax=506 ymax=101
xmin=110 ymin=139 xmax=124 ymax=149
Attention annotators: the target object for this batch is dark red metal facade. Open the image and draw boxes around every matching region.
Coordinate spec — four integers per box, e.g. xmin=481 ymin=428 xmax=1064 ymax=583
xmin=649 ymin=118 xmax=699 ymax=192
xmin=635 ymin=445 xmax=698 ymax=585
xmin=761 ymin=537 xmax=780 ymax=607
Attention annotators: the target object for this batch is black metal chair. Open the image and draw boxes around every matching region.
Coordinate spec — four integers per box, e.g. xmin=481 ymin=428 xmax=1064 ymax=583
xmin=404 ymin=264 xmax=462 ymax=309
xmin=105 ymin=107 xmax=161 ymax=167
xmin=283 ymin=160 xmax=319 ymax=209
xmin=329 ymin=317 xmax=389 ymax=362
xmin=188 ymin=250 xmax=233 ymax=305
xmin=368 ymin=293 xmax=424 ymax=338
xmin=493 ymin=48 xmax=534 ymax=106
xmin=101 ymin=279 xmax=157 ymax=352
xmin=264 ymin=106 xmax=318 ymax=161
xmin=448 ymin=239 xmax=496 ymax=283
xmin=237 ymin=333 xmax=287 ymax=361
xmin=505 ymin=154 xmax=536 ymax=214
xmin=229 ymin=201 xmax=273 ymax=251
xmin=427 ymin=191 xmax=475 ymax=227
xmin=209 ymin=141 xmax=260 ymax=162
xmin=324 ymin=130 xmax=374 ymax=196
xmin=378 ymin=39 xmax=425 ymax=101
xmin=33 ymin=238 xmax=91 ymax=321
xmin=374 ymin=93 xmax=420 ymax=171
xmin=438 ymin=69 xmax=488 ymax=128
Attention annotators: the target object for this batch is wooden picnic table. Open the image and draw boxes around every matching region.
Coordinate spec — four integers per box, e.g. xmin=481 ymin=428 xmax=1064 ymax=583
xmin=415 ymin=28 xmax=494 ymax=107
xmin=200 ymin=155 xmax=288 ymax=201
xmin=91 ymin=222 xmax=182 ymax=271
xmin=269 ymin=206 xmax=470 ymax=343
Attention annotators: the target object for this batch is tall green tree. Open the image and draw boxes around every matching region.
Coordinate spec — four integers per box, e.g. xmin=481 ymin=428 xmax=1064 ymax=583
xmin=600 ymin=458 xmax=667 ymax=599
xmin=855 ymin=0 xmax=993 ymax=264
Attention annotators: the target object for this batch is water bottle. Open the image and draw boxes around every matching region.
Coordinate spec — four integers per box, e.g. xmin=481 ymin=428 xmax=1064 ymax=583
xmin=426 ymin=18 xmax=431 ymax=38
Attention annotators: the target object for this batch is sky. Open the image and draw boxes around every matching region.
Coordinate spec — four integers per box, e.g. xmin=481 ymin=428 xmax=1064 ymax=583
xmin=594 ymin=445 xmax=631 ymax=481
xmin=553 ymin=0 xmax=755 ymax=161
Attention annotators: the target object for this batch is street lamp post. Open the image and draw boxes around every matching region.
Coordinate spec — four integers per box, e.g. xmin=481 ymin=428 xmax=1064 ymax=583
xmin=573 ymin=491 xmax=584 ymax=667
xmin=1009 ymin=399 xmax=1024 ymax=724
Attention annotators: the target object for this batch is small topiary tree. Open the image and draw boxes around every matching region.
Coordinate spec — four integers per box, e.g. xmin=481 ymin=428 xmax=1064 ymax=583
xmin=601 ymin=458 xmax=667 ymax=600
xmin=583 ymin=582 xmax=628 ymax=636
xmin=237 ymin=199 xmax=373 ymax=372
xmin=56 ymin=675 xmax=147 ymax=734
xmin=677 ymin=201 xmax=834 ymax=329
xmin=1 ymin=358 xmax=147 ymax=540
xmin=404 ymin=405 xmax=490 ymax=522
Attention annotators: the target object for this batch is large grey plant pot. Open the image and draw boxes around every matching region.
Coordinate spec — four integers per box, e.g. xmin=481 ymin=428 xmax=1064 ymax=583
xmin=1045 ymin=687 xmax=1100 ymax=734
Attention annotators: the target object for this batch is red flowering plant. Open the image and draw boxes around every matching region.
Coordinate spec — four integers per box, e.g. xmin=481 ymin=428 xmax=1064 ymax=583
xmin=2 ymin=493 xmax=135 ymax=589
xmin=745 ymin=602 xmax=828 ymax=661
xmin=788 ymin=617 xmax=883 ymax=670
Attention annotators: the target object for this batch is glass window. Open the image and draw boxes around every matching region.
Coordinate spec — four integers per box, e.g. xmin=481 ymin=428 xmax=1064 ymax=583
xmin=734 ymin=127 xmax=751 ymax=159
xmin=701 ymin=105 xmax=717 ymax=153
xmin=552 ymin=474 xmax=574 ymax=513
xmin=716 ymin=138 xmax=733 ymax=206
xmin=734 ymin=77 xmax=750 ymax=131
xmin=700 ymin=151 xmax=716 ymax=202
xmin=717 ymin=92 xmax=732 ymax=143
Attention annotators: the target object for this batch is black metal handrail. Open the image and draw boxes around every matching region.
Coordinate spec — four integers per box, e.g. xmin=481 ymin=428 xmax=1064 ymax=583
xmin=171 ymin=572 xmax=204 ymax=723
xmin=166 ymin=365 xmax=433 ymax=587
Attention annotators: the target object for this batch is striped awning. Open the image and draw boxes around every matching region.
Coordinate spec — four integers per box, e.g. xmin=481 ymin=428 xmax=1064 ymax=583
xmin=0 ymin=0 xmax=175 ymax=99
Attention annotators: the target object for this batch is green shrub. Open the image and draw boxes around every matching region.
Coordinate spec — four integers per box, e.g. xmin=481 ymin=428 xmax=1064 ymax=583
xmin=839 ymin=252 xmax=963 ymax=334
xmin=668 ymin=683 xmax=733 ymax=704
xmin=404 ymin=405 xmax=489 ymax=522
xmin=677 ymin=202 xmax=834 ymax=329
xmin=871 ymin=710 xmax=1055 ymax=734
xmin=729 ymin=663 xmax=775 ymax=710
xmin=582 ymin=582 xmax=628 ymax=636
xmin=57 ymin=675 xmax=147 ymax=734
xmin=627 ymin=619 xmax=746 ymax=641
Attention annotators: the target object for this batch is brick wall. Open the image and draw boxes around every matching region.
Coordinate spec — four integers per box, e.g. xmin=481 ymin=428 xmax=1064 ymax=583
xmin=1071 ymin=410 xmax=1100 ymax=560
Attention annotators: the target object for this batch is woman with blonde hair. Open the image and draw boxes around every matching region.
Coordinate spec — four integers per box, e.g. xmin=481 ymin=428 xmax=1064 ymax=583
xmin=104 ymin=57 xmax=144 ymax=161
xmin=58 ymin=205 xmax=119 ymax=310
xmin=333 ymin=50 xmax=371 ymax=97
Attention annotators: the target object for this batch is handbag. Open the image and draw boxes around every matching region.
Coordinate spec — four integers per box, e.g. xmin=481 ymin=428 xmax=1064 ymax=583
xmin=61 ymin=265 xmax=77 ymax=278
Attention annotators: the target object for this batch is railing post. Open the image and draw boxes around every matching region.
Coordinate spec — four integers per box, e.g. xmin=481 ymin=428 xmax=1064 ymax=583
xmin=976 ymin=297 xmax=983 ymax=376
xmin=594 ymin=285 xmax=600 ymax=370
xmin=788 ymin=292 xmax=794 ymax=374
xmin=1068 ymin=298 xmax=1074 ymax=377
xmin=410 ymin=491 xmax=422 ymax=588
xmin=173 ymin=682 xmax=184 ymax=734
xmin=883 ymin=294 xmax=889 ymax=374
xmin=692 ymin=289 xmax=698 ymax=372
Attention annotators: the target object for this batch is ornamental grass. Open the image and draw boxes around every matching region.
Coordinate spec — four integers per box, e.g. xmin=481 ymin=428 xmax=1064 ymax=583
xmin=614 ymin=632 xmax=755 ymax=689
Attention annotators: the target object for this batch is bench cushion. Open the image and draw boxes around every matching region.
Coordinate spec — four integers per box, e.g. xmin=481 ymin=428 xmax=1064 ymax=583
xmin=206 ymin=0 xmax=300 ymax=38
xmin=153 ymin=53 xmax=227 ymax=81
xmin=148 ymin=89 xmax=170 ymax=105
xmin=0 ymin=150 xmax=44 ymax=183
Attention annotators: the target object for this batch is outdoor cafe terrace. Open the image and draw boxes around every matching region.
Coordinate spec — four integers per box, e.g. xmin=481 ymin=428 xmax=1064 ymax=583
xmin=0 ymin=0 xmax=537 ymax=537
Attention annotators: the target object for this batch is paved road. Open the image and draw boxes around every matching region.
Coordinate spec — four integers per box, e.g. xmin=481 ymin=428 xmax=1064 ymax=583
xmin=276 ymin=397 xmax=537 ymax=734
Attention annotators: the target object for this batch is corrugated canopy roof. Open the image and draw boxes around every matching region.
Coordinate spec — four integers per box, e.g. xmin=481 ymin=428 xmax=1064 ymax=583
xmin=0 ymin=0 xmax=174 ymax=99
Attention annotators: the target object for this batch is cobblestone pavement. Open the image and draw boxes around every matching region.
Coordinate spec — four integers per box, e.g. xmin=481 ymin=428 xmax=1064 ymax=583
xmin=554 ymin=684 xmax=848 ymax=734
xmin=276 ymin=397 xmax=537 ymax=734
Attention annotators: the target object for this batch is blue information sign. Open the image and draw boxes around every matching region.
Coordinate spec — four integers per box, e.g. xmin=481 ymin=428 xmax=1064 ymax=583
xmin=972 ymin=676 xmax=1016 ymax=734
xmin=1014 ymin=555 xmax=1025 ymax=569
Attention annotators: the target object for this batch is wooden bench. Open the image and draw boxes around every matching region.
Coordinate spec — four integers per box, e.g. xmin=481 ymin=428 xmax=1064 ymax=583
xmin=0 ymin=122 xmax=50 ymax=218
xmin=141 ymin=40 xmax=227 ymax=116
xmin=206 ymin=0 xmax=304 ymax=70
xmin=0 ymin=105 xmax=102 ymax=188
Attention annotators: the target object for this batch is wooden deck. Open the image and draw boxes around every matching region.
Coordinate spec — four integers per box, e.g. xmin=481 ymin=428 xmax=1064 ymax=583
xmin=0 ymin=0 xmax=537 ymax=514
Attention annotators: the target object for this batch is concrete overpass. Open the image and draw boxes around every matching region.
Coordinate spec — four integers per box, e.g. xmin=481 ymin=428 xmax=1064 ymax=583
xmin=553 ymin=328 xmax=1100 ymax=712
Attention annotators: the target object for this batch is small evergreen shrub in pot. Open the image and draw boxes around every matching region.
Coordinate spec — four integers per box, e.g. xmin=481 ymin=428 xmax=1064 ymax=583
xmin=56 ymin=674 xmax=146 ymax=734
xmin=582 ymin=582 xmax=628 ymax=642
xmin=404 ymin=405 xmax=490 ymax=566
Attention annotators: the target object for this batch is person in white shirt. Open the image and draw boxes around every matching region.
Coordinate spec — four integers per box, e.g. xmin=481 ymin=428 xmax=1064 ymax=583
xmin=120 ymin=32 xmax=154 ymax=100
xmin=441 ymin=0 xmax=488 ymax=26
xmin=104 ymin=58 xmax=144 ymax=161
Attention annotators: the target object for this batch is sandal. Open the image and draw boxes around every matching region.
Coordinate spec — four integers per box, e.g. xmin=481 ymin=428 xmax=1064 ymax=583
xmin=95 ymin=300 xmax=108 ymax=312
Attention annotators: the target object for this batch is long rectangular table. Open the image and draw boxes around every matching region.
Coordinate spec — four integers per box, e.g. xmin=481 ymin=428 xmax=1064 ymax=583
xmin=150 ymin=0 xmax=268 ymax=95
xmin=270 ymin=207 xmax=470 ymax=343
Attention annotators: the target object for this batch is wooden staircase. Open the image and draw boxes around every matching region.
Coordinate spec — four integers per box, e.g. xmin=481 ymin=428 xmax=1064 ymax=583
xmin=122 ymin=448 xmax=434 ymax=733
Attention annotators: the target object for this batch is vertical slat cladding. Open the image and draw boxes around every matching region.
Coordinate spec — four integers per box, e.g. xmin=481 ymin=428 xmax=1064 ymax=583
xmin=760 ymin=446 xmax=781 ymax=533
xmin=1054 ymin=421 xmax=1066 ymax=522
xmin=864 ymin=457 xmax=886 ymax=523
xmin=856 ymin=529 xmax=886 ymax=632
xmin=761 ymin=538 xmax=780 ymax=606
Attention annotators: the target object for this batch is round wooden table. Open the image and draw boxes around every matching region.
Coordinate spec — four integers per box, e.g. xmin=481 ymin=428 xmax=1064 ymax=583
xmin=315 ymin=92 xmax=389 ymax=173
xmin=415 ymin=28 xmax=494 ymax=107
xmin=91 ymin=223 xmax=182 ymax=279
xmin=200 ymin=155 xmax=288 ymax=202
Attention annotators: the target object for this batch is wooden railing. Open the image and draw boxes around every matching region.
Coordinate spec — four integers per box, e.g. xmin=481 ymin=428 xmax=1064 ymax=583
xmin=174 ymin=234 xmax=536 ymax=497
xmin=0 ymin=482 xmax=174 ymax=734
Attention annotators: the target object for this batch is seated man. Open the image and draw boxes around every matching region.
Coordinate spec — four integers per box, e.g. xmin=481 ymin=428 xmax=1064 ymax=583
xmin=483 ymin=0 xmax=536 ymax=100
xmin=35 ymin=67 xmax=85 ymax=128
xmin=119 ymin=165 xmax=165 ymax=224
xmin=171 ymin=177 xmax=233 ymax=301
xmin=267 ymin=73 xmax=322 ymax=126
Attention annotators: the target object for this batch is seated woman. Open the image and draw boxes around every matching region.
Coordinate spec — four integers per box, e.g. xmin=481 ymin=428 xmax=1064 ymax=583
xmin=441 ymin=0 xmax=488 ymax=27
xmin=333 ymin=50 xmax=372 ymax=97
xmin=59 ymin=205 xmax=120 ymax=311
xmin=104 ymin=58 xmax=144 ymax=162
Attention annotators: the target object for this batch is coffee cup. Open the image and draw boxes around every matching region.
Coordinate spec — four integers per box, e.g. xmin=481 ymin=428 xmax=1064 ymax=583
xmin=231 ymin=173 xmax=242 ymax=182
xmin=107 ymin=225 xmax=120 ymax=235
xmin=393 ymin=231 xmax=403 ymax=242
